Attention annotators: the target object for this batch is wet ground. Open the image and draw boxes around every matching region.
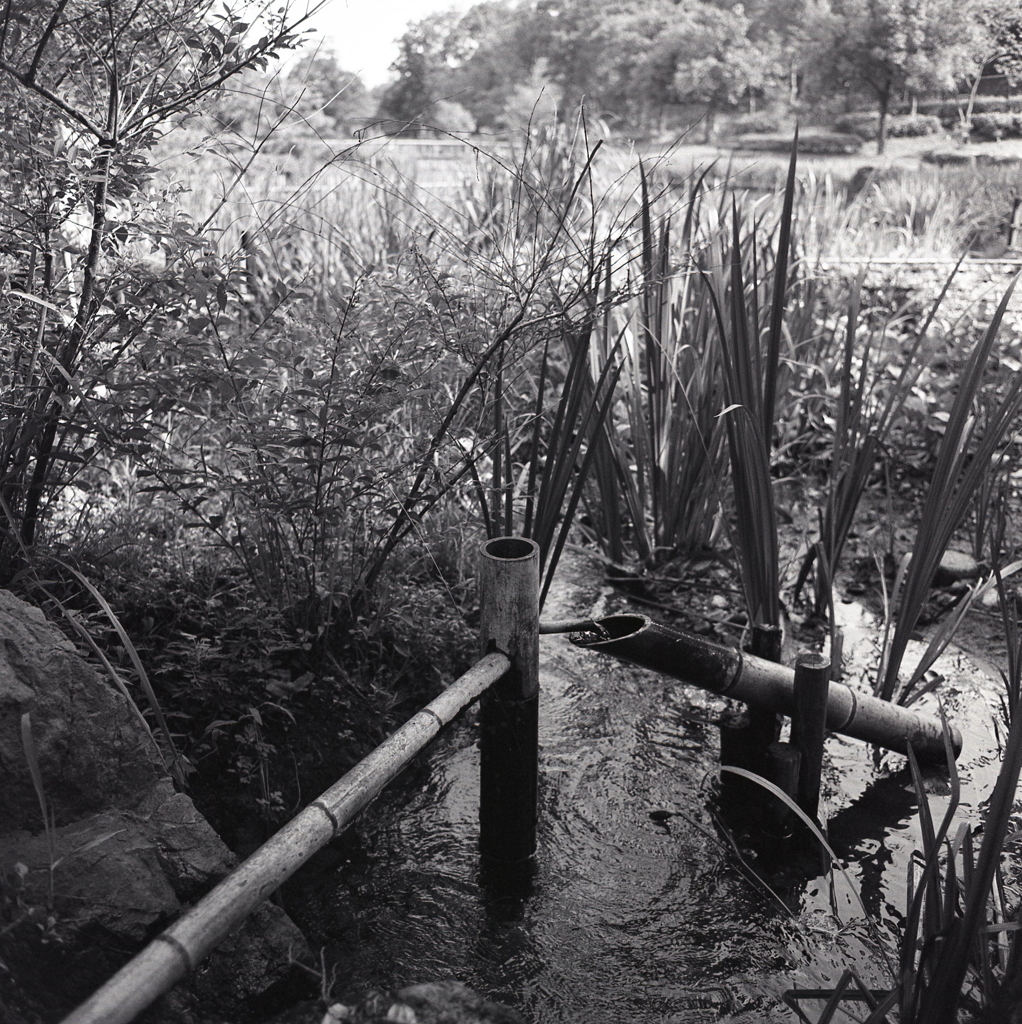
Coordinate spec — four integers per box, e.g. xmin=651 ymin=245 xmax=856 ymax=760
xmin=280 ymin=550 xmax=1016 ymax=1024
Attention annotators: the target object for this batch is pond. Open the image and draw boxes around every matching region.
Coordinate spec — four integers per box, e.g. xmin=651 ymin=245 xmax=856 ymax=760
xmin=280 ymin=552 xmax=1010 ymax=1024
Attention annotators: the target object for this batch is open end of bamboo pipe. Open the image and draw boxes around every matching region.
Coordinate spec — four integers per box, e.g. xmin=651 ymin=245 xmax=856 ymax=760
xmin=571 ymin=614 xmax=743 ymax=695
xmin=483 ymin=536 xmax=537 ymax=560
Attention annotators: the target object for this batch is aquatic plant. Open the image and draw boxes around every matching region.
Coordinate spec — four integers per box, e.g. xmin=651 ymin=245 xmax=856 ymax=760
xmin=582 ymin=163 xmax=728 ymax=567
xmin=479 ymin=302 xmax=622 ymax=610
xmin=795 ymin=261 xmax=961 ymax=623
xmin=701 ymin=138 xmax=802 ymax=630
xmin=877 ymin=274 xmax=1022 ymax=704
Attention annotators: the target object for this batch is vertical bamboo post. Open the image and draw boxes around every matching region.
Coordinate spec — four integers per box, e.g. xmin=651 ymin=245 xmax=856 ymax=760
xmin=1008 ymin=197 xmax=1022 ymax=249
xmin=790 ymin=650 xmax=831 ymax=819
xmin=746 ymin=623 xmax=783 ymax=765
xmin=765 ymin=741 xmax=801 ymax=833
xmin=718 ymin=707 xmax=753 ymax=803
xmin=478 ymin=537 xmax=540 ymax=864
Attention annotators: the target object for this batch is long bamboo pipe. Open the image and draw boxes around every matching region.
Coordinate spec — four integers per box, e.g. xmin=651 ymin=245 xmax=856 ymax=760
xmin=568 ymin=614 xmax=960 ymax=764
xmin=60 ymin=652 xmax=510 ymax=1024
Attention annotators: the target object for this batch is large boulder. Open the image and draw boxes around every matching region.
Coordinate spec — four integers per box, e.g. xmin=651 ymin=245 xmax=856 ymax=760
xmin=0 ymin=591 xmax=162 ymax=831
xmin=0 ymin=590 xmax=308 ymax=1022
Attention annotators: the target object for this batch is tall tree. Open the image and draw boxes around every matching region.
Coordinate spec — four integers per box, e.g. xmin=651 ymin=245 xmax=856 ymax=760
xmin=649 ymin=1 xmax=777 ymax=139
xmin=982 ymin=1 xmax=1022 ymax=88
xmin=827 ymin=0 xmax=993 ymax=152
xmin=443 ymin=1 xmax=539 ymax=128
xmin=378 ymin=10 xmax=474 ymax=132
xmin=285 ymin=46 xmax=373 ymax=134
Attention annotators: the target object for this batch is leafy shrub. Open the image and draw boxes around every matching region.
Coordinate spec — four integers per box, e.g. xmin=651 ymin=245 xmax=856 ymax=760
xmin=918 ymin=95 xmax=1022 ymax=123
xmin=970 ymin=112 xmax=1022 ymax=141
xmin=726 ymin=113 xmax=785 ymax=135
xmin=834 ymin=112 xmax=943 ymax=140
xmin=734 ymin=130 xmax=862 ymax=155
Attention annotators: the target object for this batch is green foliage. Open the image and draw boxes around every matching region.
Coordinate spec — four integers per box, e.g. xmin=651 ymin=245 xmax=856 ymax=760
xmin=581 ymin=167 xmax=731 ymax=568
xmin=970 ymin=111 xmax=1022 ymax=140
xmin=735 ymin=129 xmax=864 ymax=154
xmin=283 ymin=45 xmax=373 ymax=135
xmin=701 ymin=141 xmax=804 ymax=629
xmin=917 ymin=94 xmax=1022 ymax=121
xmin=726 ymin=112 xmax=788 ymax=135
xmin=834 ymin=111 xmax=944 ymax=140
xmin=656 ymin=4 xmax=777 ymax=122
xmin=378 ymin=9 xmax=482 ymax=133
xmin=877 ymin=275 xmax=1022 ymax=704
xmin=825 ymin=0 xmax=994 ymax=151
xmin=0 ymin=0 xmax=310 ymax=578
xmin=794 ymin=266 xmax=953 ymax=623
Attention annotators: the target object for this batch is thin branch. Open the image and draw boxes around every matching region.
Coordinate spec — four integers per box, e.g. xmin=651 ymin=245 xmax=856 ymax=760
xmin=26 ymin=0 xmax=70 ymax=82
xmin=0 ymin=59 xmax=106 ymax=138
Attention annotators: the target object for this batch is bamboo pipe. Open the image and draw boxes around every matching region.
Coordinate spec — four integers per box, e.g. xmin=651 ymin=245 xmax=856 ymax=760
xmin=569 ymin=614 xmax=961 ymax=763
xmin=478 ymin=536 xmax=540 ymax=863
xmin=60 ymin=652 xmax=510 ymax=1024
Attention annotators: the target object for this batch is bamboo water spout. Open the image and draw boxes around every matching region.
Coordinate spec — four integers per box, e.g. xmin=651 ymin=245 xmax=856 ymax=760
xmin=569 ymin=614 xmax=960 ymax=764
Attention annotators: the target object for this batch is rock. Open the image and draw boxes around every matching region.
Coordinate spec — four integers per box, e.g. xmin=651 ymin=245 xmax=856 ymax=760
xmin=193 ymin=902 xmax=308 ymax=1006
xmin=0 ymin=589 xmax=309 ymax=1021
xmin=933 ymin=550 xmax=981 ymax=587
xmin=396 ymin=981 xmax=528 ymax=1024
xmin=0 ymin=590 xmax=161 ymax=831
xmin=265 ymin=982 xmax=527 ymax=1024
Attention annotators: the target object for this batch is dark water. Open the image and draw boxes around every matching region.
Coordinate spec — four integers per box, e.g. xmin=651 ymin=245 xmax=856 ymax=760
xmin=283 ymin=559 xmax=1009 ymax=1023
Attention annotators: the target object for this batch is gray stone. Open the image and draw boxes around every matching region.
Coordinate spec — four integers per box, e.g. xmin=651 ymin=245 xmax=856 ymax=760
xmin=0 ymin=589 xmax=309 ymax=1020
xmin=933 ymin=550 xmax=982 ymax=587
xmin=0 ymin=589 xmax=161 ymax=831
xmin=193 ymin=902 xmax=308 ymax=1006
xmin=396 ymin=982 xmax=528 ymax=1024
xmin=264 ymin=983 xmax=527 ymax=1024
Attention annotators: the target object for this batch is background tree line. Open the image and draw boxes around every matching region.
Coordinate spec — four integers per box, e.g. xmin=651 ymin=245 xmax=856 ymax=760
xmin=213 ymin=0 xmax=1022 ymax=151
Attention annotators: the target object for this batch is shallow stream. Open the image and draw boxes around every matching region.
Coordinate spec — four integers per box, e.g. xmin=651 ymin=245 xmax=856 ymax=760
xmin=282 ymin=553 xmax=1012 ymax=1023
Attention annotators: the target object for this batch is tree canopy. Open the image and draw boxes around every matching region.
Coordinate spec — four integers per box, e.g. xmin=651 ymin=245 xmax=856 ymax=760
xmin=202 ymin=0 xmax=1022 ymax=141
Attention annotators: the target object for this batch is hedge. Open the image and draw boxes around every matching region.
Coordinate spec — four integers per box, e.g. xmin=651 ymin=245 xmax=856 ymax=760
xmin=970 ymin=113 xmax=1022 ymax=141
xmin=917 ymin=96 xmax=1022 ymax=123
xmin=725 ymin=113 xmax=786 ymax=135
xmin=733 ymin=130 xmax=862 ymax=155
xmin=833 ymin=112 xmax=944 ymax=140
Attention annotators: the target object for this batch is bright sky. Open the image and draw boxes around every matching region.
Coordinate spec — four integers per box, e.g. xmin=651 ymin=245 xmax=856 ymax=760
xmin=308 ymin=0 xmax=478 ymax=88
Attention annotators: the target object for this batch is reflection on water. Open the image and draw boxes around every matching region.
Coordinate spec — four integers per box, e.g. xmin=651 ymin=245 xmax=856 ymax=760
xmin=283 ymin=564 xmax=1008 ymax=1022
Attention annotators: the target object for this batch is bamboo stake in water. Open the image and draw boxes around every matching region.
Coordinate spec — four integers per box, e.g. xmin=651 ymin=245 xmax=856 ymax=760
xmin=791 ymin=651 xmax=831 ymax=819
xmin=60 ymin=653 xmax=510 ymax=1024
xmin=746 ymin=622 xmax=783 ymax=765
xmin=478 ymin=536 xmax=540 ymax=864
xmin=766 ymin=741 xmax=801 ymax=832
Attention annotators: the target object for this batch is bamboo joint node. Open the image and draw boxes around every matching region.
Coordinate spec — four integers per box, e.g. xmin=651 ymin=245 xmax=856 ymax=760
xmin=310 ymin=800 xmax=341 ymax=836
xmin=838 ymin=684 xmax=859 ymax=731
xmin=421 ymin=707 xmax=444 ymax=730
xmin=154 ymin=933 xmax=194 ymax=974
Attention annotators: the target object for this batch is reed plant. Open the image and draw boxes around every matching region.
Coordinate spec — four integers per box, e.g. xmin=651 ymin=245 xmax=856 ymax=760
xmin=877 ymin=274 xmax=1022 ymax=704
xmin=881 ymin=727 xmax=1022 ymax=1024
xmin=479 ymin=312 xmax=622 ymax=609
xmin=803 ymin=162 xmax=1021 ymax=263
xmin=784 ymin=699 xmax=1022 ymax=1024
xmin=795 ymin=263 xmax=961 ymax=623
xmin=700 ymin=140 xmax=803 ymax=629
xmin=582 ymin=166 xmax=729 ymax=567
